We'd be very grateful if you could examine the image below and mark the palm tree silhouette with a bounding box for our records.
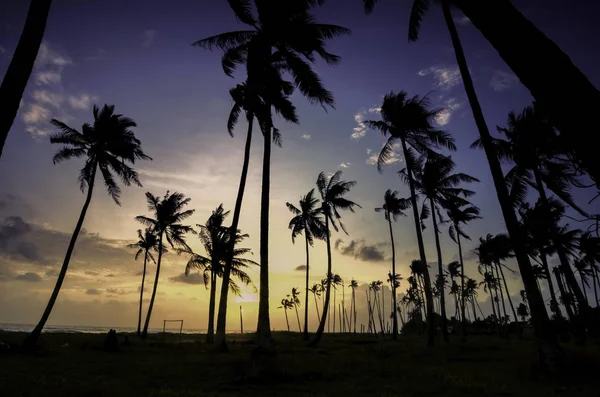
[579,232,600,306]
[25,104,150,346]
[135,191,194,339]
[0,0,53,160]
[128,228,160,336]
[194,0,350,353]
[308,284,322,323]
[386,271,403,337]
[349,279,359,333]
[291,287,302,332]
[572,258,591,306]
[286,188,327,339]
[375,189,410,339]
[331,274,343,333]
[310,171,360,346]
[279,297,294,332]
[487,234,519,326]
[365,91,455,345]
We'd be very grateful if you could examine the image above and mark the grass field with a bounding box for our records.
[1,331,599,396]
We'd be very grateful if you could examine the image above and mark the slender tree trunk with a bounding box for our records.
[255,124,273,352]
[540,253,563,319]
[497,261,519,327]
[313,293,321,323]
[333,288,336,333]
[284,308,290,332]
[475,298,485,319]
[389,216,398,339]
[578,271,589,306]
[400,137,434,345]
[556,250,587,315]
[342,284,346,333]
[137,251,148,336]
[206,271,217,344]
[0,0,53,160]
[309,216,332,346]
[24,164,96,346]
[471,297,477,321]
[494,262,508,322]
[442,0,561,366]
[215,114,254,352]
[554,270,575,320]
[453,0,600,186]
[375,291,384,335]
[430,198,449,341]
[589,260,599,306]
[142,232,164,339]
[294,305,301,333]
[457,231,467,338]
[353,289,357,333]
[303,234,310,340]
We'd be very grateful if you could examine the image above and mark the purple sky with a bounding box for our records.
[0,0,599,331]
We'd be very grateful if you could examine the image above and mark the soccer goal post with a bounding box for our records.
[162,319,184,344]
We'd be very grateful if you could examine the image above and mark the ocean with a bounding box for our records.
[0,323,217,334]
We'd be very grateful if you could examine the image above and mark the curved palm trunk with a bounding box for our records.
[539,254,562,318]
[388,217,399,339]
[206,271,217,344]
[255,125,274,352]
[313,293,321,323]
[24,164,96,346]
[494,262,508,323]
[215,114,254,351]
[590,261,600,306]
[353,289,357,333]
[400,138,434,345]
[441,0,561,365]
[0,0,53,160]
[578,272,589,305]
[303,234,310,339]
[453,0,600,186]
[309,216,332,346]
[456,230,467,338]
[142,232,164,339]
[554,270,575,320]
[333,288,336,332]
[284,308,290,332]
[294,305,301,332]
[137,251,149,336]
[430,198,449,341]
[556,250,588,320]
[497,261,519,327]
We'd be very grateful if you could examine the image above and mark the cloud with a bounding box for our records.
[334,239,386,262]
[300,134,311,140]
[34,71,62,86]
[490,70,519,92]
[106,288,130,295]
[169,273,205,285]
[142,29,157,48]
[435,97,462,126]
[351,106,381,140]
[68,94,97,110]
[85,288,102,295]
[366,142,402,166]
[340,162,350,169]
[453,15,471,25]
[14,272,42,282]
[295,265,307,271]
[22,104,51,125]
[33,42,72,86]
[31,90,64,108]
[417,65,461,90]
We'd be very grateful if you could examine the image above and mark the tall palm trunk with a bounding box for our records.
[294,304,301,332]
[400,138,434,345]
[453,0,600,186]
[497,261,519,326]
[215,114,254,351]
[333,288,336,332]
[284,308,290,332]
[0,0,53,160]
[353,289,357,333]
[255,124,274,351]
[430,198,449,341]
[137,250,148,336]
[590,261,600,306]
[206,270,217,344]
[388,216,399,339]
[313,293,321,323]
[374,290,384,334]
[554,270,575,320]
[25,164,96,346]
[494,262,508,322]
[309,216,333,346]
[539,254,562,318]
[456,228,467,338]
[579,272,589,306]
[441,0,561,365]
[303,234,311,339]
[142,232,164,339]
[556,250,588,322]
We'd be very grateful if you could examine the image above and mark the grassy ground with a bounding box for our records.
[1,331,599,397]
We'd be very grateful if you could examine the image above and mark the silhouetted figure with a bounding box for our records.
[122,335,131,347]
[104,329,118,351]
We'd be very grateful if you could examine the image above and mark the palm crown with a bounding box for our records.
[50,104,151,204]
[375,189,411,222]
[316,170,361,233]
[286,188,327,245]
[445,197,481,243]
[127,228,161,264]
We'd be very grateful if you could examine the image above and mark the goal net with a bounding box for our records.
[162,319,184,344]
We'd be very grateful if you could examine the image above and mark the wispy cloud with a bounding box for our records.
[365,142,403,166]
[490,70,518,92]
[418,64,461,90]
[33,42,72,86]
[142,29,157,48]
[340,162,350,168]
[334,239,387,262]
[68,94,97,110]
[453,15,471,25]
[351,106,381,140]
[31,90,64,108]
[301,134,311,140]
[435,97,462,126]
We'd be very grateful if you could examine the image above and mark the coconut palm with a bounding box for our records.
[291,287,302,332]
[194,0,350,352]
[375,189,410,339]
[310,170,360,346]
[287,188,327,339]
[309,284,322,323]
[135,191,195,339]
[0,0,53,160]
[579,232,600,306]
[446,261,461,319]
[350,279,359,333]
[331,274,343,333]
[365,91,456,345]
[24,104,150,346]
[279,297,294,332]
[128,228,160,336]
[572,259,592,306]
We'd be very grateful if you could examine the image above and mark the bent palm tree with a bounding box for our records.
[136,192,194,339]
[310,170,360,346]
[287,188,327,339]
[375,189,411,339]
[0,0,53,160]
[25,105,150,346]
[279,297,294,331]
[128,228,160,336]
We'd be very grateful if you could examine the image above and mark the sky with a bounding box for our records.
[0,0,599,333]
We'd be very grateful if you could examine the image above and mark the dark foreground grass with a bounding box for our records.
[1,331,599,397]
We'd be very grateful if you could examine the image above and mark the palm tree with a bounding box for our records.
[487,234,519,325]
[375,189,410,339]
[310,170,360,346]
[517,302,529,323]
[286,188,327,339]
[135,191,195,339]
[194,0,350,353]
[127,228,160,336]
[410,153,479,340]
[365,91,456,345]
[24,105,150,346]
[309,284,322,323]
[579,232,600,306]
[331,274,343,333]
[572,258,591,306]
[279,297,294,332]
[446,261,461,320]
[291,287,302,332]
[350,279,359,333]
[0,0,53,160]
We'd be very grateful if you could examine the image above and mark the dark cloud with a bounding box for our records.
[106,288,129,295]
[14,272,42,282]
[84,270,99,276]
[169,273,205,285]
[105,273,116,278]
[295,265,307,271]
[335,239,386,262]
[0,216,31,247]
[85,288,102,295]
[45,269,59,277]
